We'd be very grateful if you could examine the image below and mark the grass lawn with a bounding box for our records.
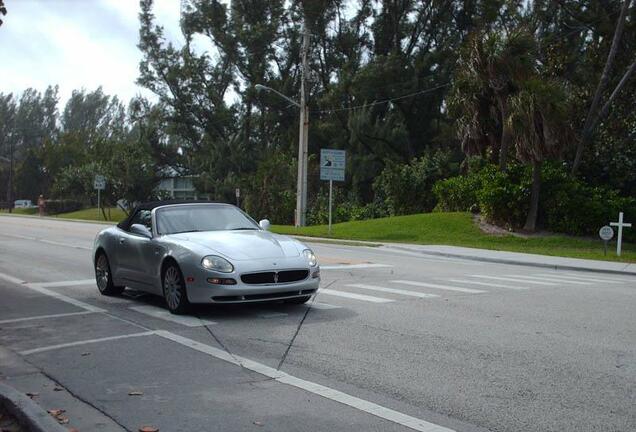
[54,207,127,222]
[272,212,636,263]
[0,207,38,215]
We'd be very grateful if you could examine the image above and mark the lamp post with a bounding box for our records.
[255,80,308,227]
[255,24,310,227]
[0,145,12,213]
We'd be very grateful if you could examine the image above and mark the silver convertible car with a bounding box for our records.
[93,201,320,314]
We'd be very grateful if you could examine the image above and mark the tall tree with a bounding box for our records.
[572,0,634,173]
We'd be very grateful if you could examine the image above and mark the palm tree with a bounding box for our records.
[450,30,536,171]
[508,78,573,231]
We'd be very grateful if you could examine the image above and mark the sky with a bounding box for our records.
[0,0,185,106]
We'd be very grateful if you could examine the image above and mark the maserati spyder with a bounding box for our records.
[93,201,320,314]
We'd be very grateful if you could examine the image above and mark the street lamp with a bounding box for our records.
[255,80,309,227]
[0,149,13,214]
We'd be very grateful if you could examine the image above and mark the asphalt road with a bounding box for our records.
[0,215,634,432]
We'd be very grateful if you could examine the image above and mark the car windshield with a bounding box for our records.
[156,204,259,235]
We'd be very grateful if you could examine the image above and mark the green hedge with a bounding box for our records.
[434,163,636,241]
[44,199,84,215]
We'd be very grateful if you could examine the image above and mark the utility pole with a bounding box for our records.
[7,140,13,213]
[295,21,310,227]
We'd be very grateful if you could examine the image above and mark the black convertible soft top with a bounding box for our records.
[117,200,225,230]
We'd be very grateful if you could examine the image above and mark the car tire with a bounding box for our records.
[162,262,190,315]
[284,295,311,305]
[95,253,125,296]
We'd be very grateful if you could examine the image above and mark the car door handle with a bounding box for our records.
[119,238,126,244]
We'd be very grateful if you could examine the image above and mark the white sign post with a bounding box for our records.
[609,212,631,257]
[94,175,106,220]
[598,225,614,256]
[320,149,346,235]
[235,188,240,207]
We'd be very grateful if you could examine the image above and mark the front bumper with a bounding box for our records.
[181,257,320,304]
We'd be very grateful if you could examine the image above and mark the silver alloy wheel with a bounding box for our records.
[95,254,109,292]
[164,266,182,310]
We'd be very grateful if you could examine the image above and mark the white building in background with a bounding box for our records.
[157,167,200,200]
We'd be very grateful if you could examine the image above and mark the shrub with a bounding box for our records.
[44,199,83,215]
[475,164,529,227]
[433,174,482,212]
[373,150,458,216]
[434,162,636,241]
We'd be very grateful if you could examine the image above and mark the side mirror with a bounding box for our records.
[259,219,271,231]
[130,223,152,238]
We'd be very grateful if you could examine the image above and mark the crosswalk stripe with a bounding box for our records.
[129,305,217,327]
[445,279,528,290]
[469,275,558,286]
[307,302,342,310]
[347,284,439,299]
[561,272,631,283]
[319,289,394,303]
[391,280,486,294]
[320,264,392,270]
[535,273,625,284]
[506,275,593,285]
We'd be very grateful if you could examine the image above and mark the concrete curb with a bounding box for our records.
[294,235,636,276]
[0,381,68,432]
[383,245,636,277]
[0,213,117,225]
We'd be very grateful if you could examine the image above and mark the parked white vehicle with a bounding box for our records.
[14,199,36,208]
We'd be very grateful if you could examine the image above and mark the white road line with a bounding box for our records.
[0,232,91,250]
[257,312,289,319]
[445,279,528,290]
[320,263,392,270]
[0,311,95,325]
[34,279,96,288]
[391,280,486,294]
[561,272,632,283]
[535,273,625,284]
[155,330,454,432]
[0,271,27,285]
[19,331,156,355]
[25,283,106,313]
[319,289,394,303]
[0,271,105,313]
[469,275,558,286]
[347,283,439,299]
[307,302,342,310]
[129,305,217,327]
[505,275,593,285]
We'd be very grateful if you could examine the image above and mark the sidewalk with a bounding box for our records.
[296,236,636,276]
[0,346,125,432]
[383,244,636,276]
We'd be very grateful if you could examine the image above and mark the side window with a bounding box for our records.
[129,210,152,232]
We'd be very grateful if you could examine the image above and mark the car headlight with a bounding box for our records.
[303,249,317,267]
[201,255,234,273]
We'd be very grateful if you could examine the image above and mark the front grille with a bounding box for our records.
[241,269,309,285]
[212,289,316,302]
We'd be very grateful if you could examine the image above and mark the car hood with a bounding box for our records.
[167,230,302,260]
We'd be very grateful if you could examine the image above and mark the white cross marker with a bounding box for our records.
[610,212,632,256]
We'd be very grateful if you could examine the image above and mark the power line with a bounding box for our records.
[313,83,450,114]
[311,4,626,115]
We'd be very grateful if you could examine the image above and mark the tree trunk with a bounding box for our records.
[572,0,632,174]
[523,160,542,232]
[497,96,511,172]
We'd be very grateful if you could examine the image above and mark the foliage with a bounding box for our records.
[307,187,389,226]
[43,199,83,215]
[373,150,458,216]
[436,163,636,242]
[433,175,481,213]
